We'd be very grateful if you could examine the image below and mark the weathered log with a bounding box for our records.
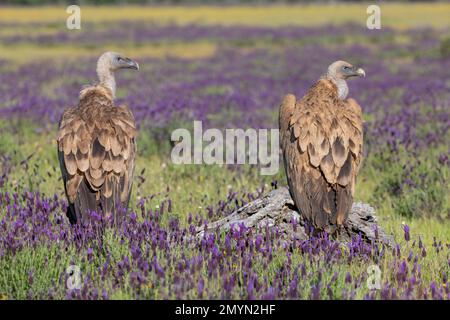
[197,187,394,246]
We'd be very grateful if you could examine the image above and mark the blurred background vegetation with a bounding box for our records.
[1,0,444,6]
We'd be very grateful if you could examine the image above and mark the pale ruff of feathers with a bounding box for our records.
[321,69,349,100]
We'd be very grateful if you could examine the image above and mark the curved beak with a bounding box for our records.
[356,68,365,77]
[121,57,139,70]
[127,58,139,70]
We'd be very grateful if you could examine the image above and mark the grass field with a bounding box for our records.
[0,4,449,299]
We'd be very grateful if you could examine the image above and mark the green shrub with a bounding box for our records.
[370,148,449,219]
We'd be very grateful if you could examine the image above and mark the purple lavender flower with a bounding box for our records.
[87,248,93,262]
[403,224,410,242]
[345,272,352,284]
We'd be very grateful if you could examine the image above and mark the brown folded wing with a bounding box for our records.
[57,86,136,222]
[279,80,363,232]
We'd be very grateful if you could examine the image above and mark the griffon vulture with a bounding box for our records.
[57,52,139,224]
[279,61,365,234]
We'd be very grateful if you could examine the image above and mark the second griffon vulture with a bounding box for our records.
[279,61,365,234]
[57,52,139,224]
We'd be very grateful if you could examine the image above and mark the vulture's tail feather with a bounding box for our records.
[335,185,353,226]
[100,180,124,225]
[66,204,77,225]
[69,178,98,225]
[66,179,129,225]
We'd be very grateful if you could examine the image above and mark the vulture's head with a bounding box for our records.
[96,52,139,98]
[327,61,365,81]
[97,51,139,75]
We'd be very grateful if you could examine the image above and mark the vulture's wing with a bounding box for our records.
[57,92,137,223]
[108,103,137,212]
[57,106,91,224]
[279,80,363,231]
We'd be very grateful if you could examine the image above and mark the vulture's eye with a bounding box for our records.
[343,66,351,71]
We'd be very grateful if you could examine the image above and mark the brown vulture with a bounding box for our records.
[57,52,139,224]
[279,61,365,234]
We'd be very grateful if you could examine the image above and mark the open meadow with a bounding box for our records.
[0,4,449,299]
